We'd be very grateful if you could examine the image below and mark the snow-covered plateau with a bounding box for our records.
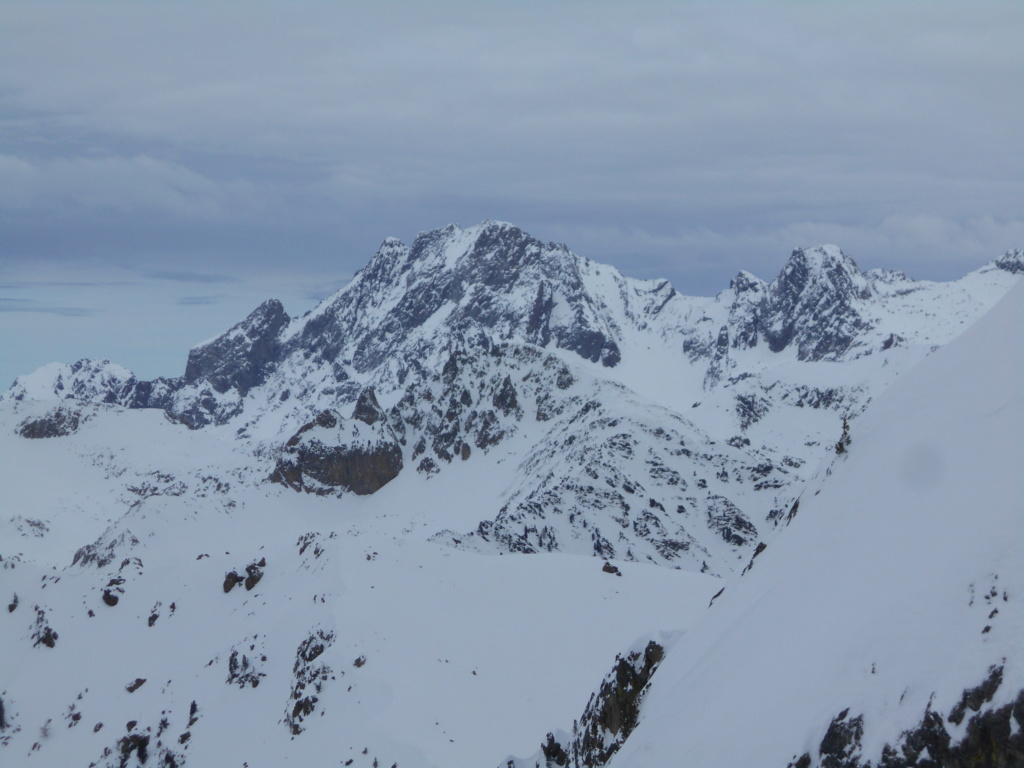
[1,222,1021,768]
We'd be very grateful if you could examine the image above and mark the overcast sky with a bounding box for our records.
[1,1,1022,386]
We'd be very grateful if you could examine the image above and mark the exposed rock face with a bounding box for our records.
[17,406,83,438]
[227,638,266,689]
[244,559,265,591]
[514,640,665,768]
[705,495,758,546]
[167,390,242,429]
[271,408,403,496]
[438,352,786,574]
[786,666,1024,768]
[72,531,141,569]
[351,386,386,426]
[760,246,872,361]
[223,571,243,593]
[683,246,878,370]
[995,248,1024,274]
[184,299,290,396]
[285,628,336,735]
[31,607,58,648]
[818,709,865,768]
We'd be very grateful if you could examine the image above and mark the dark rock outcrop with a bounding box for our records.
[522,640,665,768]
[819,709,865,768]
[760,246,872,361]
[223,571,243,593]
[285,629,336,735]
[17,407,83,438]
[184,298,290,396]
[271,409,403,496]
[708,246,874,366]
[787,666,1023,768]
[227,646,266,689]
[351,386,386,425]
[994,248,1024,274]
[72,532,140,569]
[244,559,265,591]
[706,495,758,547]
[31,607,58,648]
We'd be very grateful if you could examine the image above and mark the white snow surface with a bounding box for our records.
[0,399,720,768]
[603,280,1024,768]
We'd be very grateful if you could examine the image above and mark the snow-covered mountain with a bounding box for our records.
[1,221,1020,767]
[5,224,1019,577]
[508,279,1024,768]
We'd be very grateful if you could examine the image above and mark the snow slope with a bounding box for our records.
[591,279,1024,767]
[0,399,722,768]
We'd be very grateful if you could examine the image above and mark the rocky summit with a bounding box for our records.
[1,223,1020,768]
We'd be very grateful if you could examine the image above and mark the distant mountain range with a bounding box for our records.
[1,222,1020,768]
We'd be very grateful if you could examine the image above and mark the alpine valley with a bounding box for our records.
[1,221,1021,768]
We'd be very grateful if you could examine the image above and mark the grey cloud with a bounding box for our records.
[0,153,275,221]
[299,278,352,303]
[143,270,237,285]
[0,1,1019,300]
[0,280,139,289]
[0,297,96,316]
[177,295,227,306]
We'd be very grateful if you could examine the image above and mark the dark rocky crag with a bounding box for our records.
[508,640,665,768]
[786,666,1023,768]
[17,406,84,438]
[760,246,873,361]
[183,298,290,397]
[270,395,404,496]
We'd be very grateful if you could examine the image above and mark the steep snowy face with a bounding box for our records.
[588,281,1024,768]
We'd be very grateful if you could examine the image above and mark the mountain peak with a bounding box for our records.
[793,242,848,262]
[729,270,766,294]
[184,297,289,396]
[3,358,136,403]
[995,248,1024,274]
[780,244,864,287]
[759,245,873,360]
[476,218,519,231]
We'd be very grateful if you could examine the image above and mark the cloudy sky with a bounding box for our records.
[1,1,1021,385]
